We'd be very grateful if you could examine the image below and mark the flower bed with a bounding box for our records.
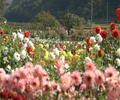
[0,23,120,100]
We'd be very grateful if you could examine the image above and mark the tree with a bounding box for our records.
[32,12,61,29]
[63,13,85,35]
[5,0,120,23]
[0,0,7,16]
[0,0,12,16]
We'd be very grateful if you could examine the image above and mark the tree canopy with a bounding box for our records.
[63,13,85,35]
[32,12,61,29]
[4,0,120,23]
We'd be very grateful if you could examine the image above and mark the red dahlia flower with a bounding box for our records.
[24,31,30,37]
[98,49,104,57]
[18,42,23,47]
[116,8,120,21]
[30,52,36,57]
[27,46,33,53]
[95,26,101,34]
[0,90,27,100]
[100,30,108,39]
[112,29,120,39]
[2,34,7,38]
[0,30,4,35]
[110,23,116,31]
[86,37,91,44]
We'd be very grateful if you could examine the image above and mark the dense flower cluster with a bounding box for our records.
[0,90,27,100]
[0,22,120,99]
[0,30,35,71]
[0,62,120,99]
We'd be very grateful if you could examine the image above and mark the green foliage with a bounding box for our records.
[63,13,85,35]
[0,0,8,16]
[32,12,61,29]
[0,17,7,24]
[4,0,120,23]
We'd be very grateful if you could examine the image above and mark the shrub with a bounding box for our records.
[63,13,85,35]
[32,12,61,29]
